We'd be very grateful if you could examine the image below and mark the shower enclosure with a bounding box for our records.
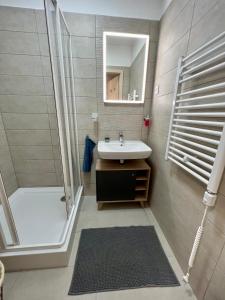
[0,0,82,270]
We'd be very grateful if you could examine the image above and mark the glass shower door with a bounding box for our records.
[45,0,81,218]
[59,11,81,197]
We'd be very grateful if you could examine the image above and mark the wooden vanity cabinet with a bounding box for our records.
[96,159,151,209]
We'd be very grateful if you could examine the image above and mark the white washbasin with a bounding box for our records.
[98,140,152,160]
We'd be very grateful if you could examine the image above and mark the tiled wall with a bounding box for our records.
[149,0,225,299]
[0,6,62,190]
[0,114,17,196]
[64,12,159,194]
[0,6,159,195]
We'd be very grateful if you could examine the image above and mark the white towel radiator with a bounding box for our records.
[165,31,225,282]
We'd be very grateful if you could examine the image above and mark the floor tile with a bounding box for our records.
[3,272,18,297]
[4,196,196,300]
[5,268,71,300]
[97,286,196,300]
[144,207,175,258]
[80,196,97,212]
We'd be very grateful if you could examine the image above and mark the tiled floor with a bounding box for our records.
[3,196,196,300]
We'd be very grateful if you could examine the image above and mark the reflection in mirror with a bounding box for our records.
[103,32,149,103]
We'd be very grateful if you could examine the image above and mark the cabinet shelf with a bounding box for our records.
[136,176,148,181]
[135,184,147,191]
[135,196,146,201]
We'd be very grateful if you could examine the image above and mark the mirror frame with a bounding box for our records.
[103,31,149,104]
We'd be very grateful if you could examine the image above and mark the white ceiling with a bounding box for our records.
[0,0,173,20]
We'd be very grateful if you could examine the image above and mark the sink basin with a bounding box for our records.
[98,140,152,160]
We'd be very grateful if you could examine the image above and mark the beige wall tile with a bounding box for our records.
[13,159,55,174]
[0,8,59,189]
[0,130,8,146]
[157,33,189,76]
[76,97,97,114]
[46,96,56,113]
[159,0,194,55]
[76,114,94,130]
[207,193,225,235]
[0,95,48,113]
[149,0,225,299]
[43,77,54,96]
[73,58,96,78]
[71,36,96,58]
[2,113,49,130]
[52,145,61,159]
[188,0,225,53]
[0,54,43,76]
[0,6,37,32]
[38,34,50,56]
[6,130,52,146]
[98,114,143,131]
[192,0,217,26]
[204,242,225,300]
[75,78,96,97]
[0,75,45,95]
[160,0,190,32]
[50,130,60,146]
[35,10,47,34]
[10,146,54,160]
[97,101,144,115]
[0,8,158,196]
[96,15,150,37]
[0,31,40,55]
[64,12,95,37]
[0,115,4,130]
[149,20,160,42]
[156,68,177,96]
[41,56,52,77]
[189,221,225,300]
[3,174,18,197]
[48,114,58,130]
[0,146,16,179]
[17,172,58,187]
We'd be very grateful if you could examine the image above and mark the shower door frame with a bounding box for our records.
[0,0,83,252]
[0,174,19,248]
[45,0,82,218]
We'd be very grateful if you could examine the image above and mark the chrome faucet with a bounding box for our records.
[119,131,124,146]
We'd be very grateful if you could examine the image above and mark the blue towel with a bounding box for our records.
[82,136,96,172]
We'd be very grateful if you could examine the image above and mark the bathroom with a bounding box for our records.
[0,0,225,299]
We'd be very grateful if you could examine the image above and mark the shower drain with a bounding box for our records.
[60,196,66,202]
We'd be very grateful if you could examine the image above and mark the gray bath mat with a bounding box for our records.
[69,226,179,295]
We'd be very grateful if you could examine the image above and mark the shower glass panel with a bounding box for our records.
[0,0,82,252]
[0,174,19,247]
[45,0,73,217]
[59,11,81,198]
[45,0,81,214]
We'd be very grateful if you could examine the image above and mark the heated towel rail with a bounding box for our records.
[165,31,225,282]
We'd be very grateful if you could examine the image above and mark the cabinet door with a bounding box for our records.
[96,170,136,201]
